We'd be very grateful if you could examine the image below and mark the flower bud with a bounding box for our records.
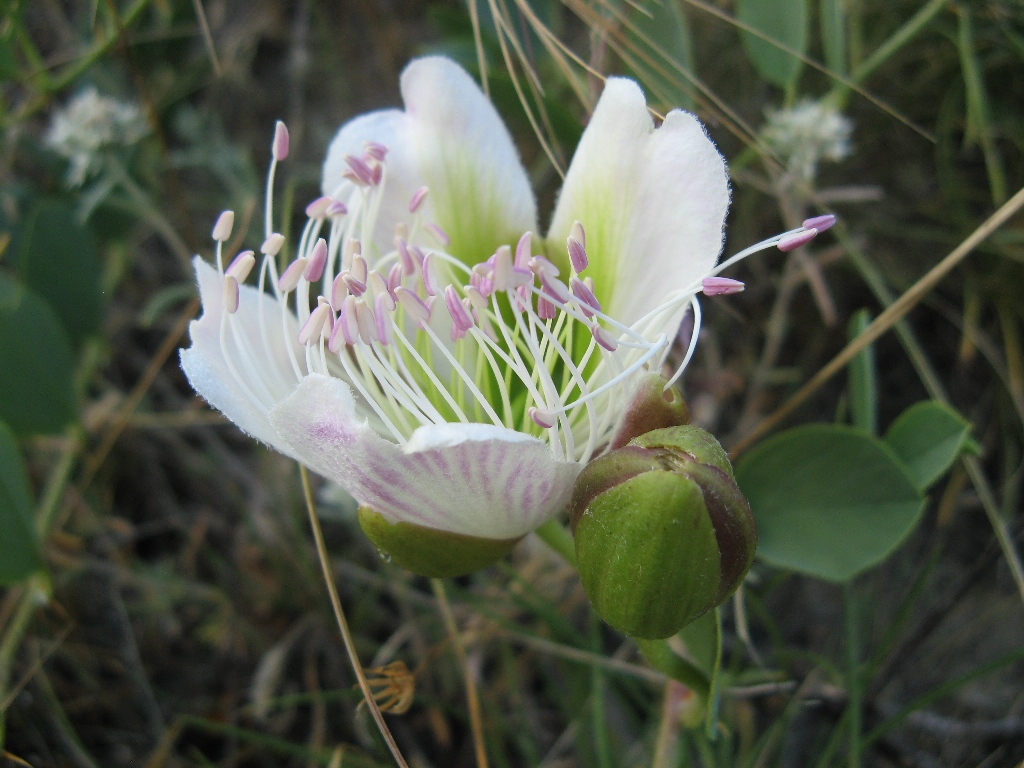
[571,426,757,639]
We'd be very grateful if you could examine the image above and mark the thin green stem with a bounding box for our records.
[844,582,861,768]
[431,579,489,768]
[299,466,410,768]
[534,519,577,566]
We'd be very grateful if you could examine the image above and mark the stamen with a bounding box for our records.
[395,236,415,275]
[515,231,532,267]
[425,223,450,247]
[305,196,333,218]
[278,258,308,292]
[444,285,474,333]
[537,294,556,320]
[336,296,360,347]
[355,301,377,345]
[409,186,429,213]
[395,287,431,326]
[421,252,440,296]
[570,276,601,316]
[802,213,837,232]
[565,236,589,274]
[570,220,586,249]
[342,272,367,297]
[350,255,368,284]
[591,324,618,351]
[226,250,255,282]
[262,233,286,257]
[298,303,330,345]
[331,273,348,308]
[223,275,240,314]
[272,121,289,161]
[374,294,393,345]
[364,141,388,161]
[778,228,818,252]
[344,154,375,186]
[529,407,556,429]
[343,238,361,271]
[212,210,234,242]
[702,276,745,296]
[540,274,570,304]
[326,200,348,216]
[387,264,403,296]
[528,255,559,278]
[492,246,512,291]
[305,238,328,282]
[369,270,395,310]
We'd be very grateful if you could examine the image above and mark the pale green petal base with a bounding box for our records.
[358,507,522,578]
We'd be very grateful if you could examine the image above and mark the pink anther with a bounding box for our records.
[223,275,239,314]
[529,407,556,429]
[305,196,333,218]
[701,276,745,296]
[778,228,818,252]
[408,186,429,214]
[305,238,328,282]
[272,121,289,161]
[226,250,255,282]
[212,210,234,242]
[802,214,836,233]
[278,258,309,293]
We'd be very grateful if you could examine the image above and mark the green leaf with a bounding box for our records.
[884,401,973,491]
[17,200,104,344]
[736,425,925,582]
[736,0,808,88]
[0,273,78,435]
[0,420,44,584]
[819,0,847,77]
[629,0,696,111]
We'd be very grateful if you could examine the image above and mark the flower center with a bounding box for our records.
[209,124,831,465]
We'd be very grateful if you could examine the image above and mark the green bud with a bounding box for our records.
[571,426,757,639]
[358,507,521,578]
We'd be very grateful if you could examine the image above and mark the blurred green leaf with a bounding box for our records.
[884,401,973,492]
[819,0,846,77]
[0,273,78,435]
[0,420,43,584]
[736,0,808,89]
[629,0,696,111]
[18,199,104,344]
[736,425,924,582]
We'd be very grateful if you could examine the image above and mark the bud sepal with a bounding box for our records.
[572,426,757,639]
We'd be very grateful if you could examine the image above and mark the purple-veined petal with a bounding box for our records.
[269,374,580,539]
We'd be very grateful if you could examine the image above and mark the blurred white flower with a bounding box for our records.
[45,86,148,186]
[761,99,853,183]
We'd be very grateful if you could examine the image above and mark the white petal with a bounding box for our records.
[180,257,304,459]
[546,79,730,326]
[322,57,537,266]
[269,374,580,539]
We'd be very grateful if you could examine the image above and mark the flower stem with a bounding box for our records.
[431,579,489,768]
[299,466,410,768]
[534,519,577,566]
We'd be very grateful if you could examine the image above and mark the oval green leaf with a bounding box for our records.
[884,401,973,491]
[735,424,924,582]
[0,420,44,584]
[737,0,808,88]
[0,273,78,435]
[18,200,104,344]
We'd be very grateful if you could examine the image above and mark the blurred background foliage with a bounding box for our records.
[0,0,1023,766]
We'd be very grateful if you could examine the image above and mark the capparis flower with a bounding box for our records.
[180,57,828,575]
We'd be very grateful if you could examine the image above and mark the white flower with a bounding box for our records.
[45,86,148,186]
[761,98,853,183]
[181,57,825,575]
